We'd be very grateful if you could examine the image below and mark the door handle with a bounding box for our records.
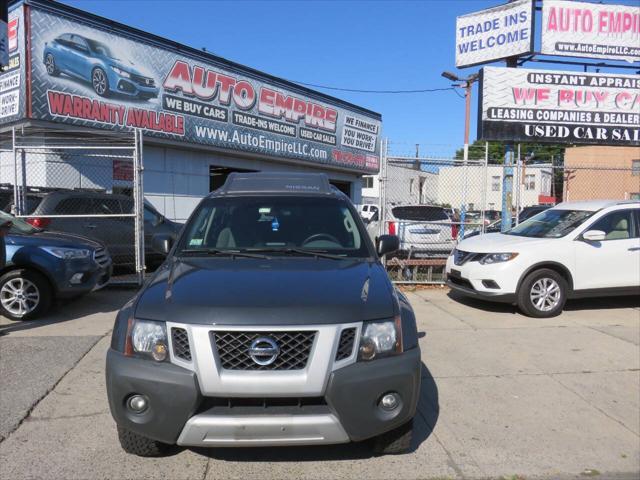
[629,247,640,251]
[84,224,97,229]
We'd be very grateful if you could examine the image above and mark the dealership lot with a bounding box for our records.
[0,288,638,480]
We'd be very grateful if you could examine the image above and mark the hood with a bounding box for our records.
[7,230,104,249]
[135,257,395,326]
[456,232,554,252]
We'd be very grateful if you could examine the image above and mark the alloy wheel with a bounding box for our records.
[92,69,107,95]
[529,277,561,312]
[0,277,41,318]
[45,54,55,75]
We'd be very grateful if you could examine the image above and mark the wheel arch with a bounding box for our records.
[516,261,574,293]
[0,263,58,297]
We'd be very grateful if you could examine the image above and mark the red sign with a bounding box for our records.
[113,160,133,181]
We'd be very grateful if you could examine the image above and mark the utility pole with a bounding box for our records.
[441,70,479,239]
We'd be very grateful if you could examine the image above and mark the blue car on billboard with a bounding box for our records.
[43,33,159,100]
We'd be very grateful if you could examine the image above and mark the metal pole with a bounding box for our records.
[12,127,18,215]
[480,142,488,233]
[501,146,514,231]
[515,144,521,225]
[377,138,386,239]
[132,130,145,285]
[459,80,472,238]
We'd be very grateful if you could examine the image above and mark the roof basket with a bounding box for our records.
[220,172,333,195]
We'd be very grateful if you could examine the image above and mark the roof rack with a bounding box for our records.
[217,172,334,196]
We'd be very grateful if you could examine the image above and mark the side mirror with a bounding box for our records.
[152,234,173,255]
[582,230,606,242]
[377,234,399,257]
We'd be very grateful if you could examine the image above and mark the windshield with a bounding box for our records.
[0,210,38,234]
[506,209,594,238]
[86,39,114,58]
[178,197,370,257]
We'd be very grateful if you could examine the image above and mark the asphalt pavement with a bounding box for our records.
[0,287,638,480]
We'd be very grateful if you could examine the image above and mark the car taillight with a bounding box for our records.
[26,217,51,229]
[452,224,458,239]
[388,221,396,235]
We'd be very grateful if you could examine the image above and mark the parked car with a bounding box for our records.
[9,191,180,267]
[43,33,158,100]
[518,205,551,223]
[375,205,456,258]
[0,210,112,320]
[359,203,379,223]
[446,200,640,317]
[106,172,421,457]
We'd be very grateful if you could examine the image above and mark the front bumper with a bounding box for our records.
[445,253,523,302]
[106,347,421,446]
[54,258,113,298]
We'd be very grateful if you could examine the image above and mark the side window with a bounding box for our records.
[70,35,88,52]
[144,206,160,223]
[55,198,92,215]
[589,210,633,241]
[93,199,121,215]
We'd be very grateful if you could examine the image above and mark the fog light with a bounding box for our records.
[380,392,400,411]
[70,273,84,285]
[151,342,167,362]
[127,395,148,413]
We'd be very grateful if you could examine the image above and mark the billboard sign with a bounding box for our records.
[456,0,534,68]
[26,7,381,173]
[0,7,24,123]
[541,0,640,63]
[478,66,640,146]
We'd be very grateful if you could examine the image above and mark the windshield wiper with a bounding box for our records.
[245,247,347,260]
[179,248,270,259]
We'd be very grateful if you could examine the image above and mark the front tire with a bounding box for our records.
[117,426,170,457]
[0,269,52,321]
[91,67,109,97]
[371,419,414,455]
[44,53,59,76]
[517,268,567,318]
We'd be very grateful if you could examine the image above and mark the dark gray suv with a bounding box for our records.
[106,172,421,456]
[10,191,180,267]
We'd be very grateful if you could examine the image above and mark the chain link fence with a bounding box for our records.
[362,142,638,284]
[0,126,144,284]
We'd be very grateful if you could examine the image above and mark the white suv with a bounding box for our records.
[446,200,640,317]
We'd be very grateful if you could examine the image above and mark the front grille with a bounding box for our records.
[93,248,110,268]
[172,328,191,361]
[335,328,356,361]
[131,73,155,87]
[212,331,316,371]
[453,249,478,266]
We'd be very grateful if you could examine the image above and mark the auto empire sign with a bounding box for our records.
[25,7,381,173]
[478,67,640,146]
[541,0,640,63]
[455,0,534,68]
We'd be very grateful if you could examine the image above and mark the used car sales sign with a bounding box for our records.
[479,67,640,146]
[541,0,640,63]
[20,6,381,174]
[456,0,534,68]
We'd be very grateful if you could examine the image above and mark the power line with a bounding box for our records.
[286,80,460,95]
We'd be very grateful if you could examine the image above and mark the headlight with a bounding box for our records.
[479,252,518,265]
[358,316,403,361]
[111,66,131,78]
[125,319,168,362]
[41,247,91,260]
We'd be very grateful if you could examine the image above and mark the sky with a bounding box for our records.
[62,0,639,158]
